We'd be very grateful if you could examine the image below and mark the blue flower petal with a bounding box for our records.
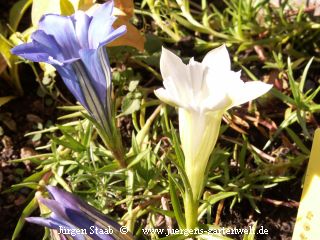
[71,57,112,136]
[31,30,64,61]
[88,2,126,48]
[26,216,86,240]
[98,25,127,48]
[11,42,51,62]
[65,208,116,240]
[78,49,106,108]
[11,30,68,64]
[38,14,80,59]
[40,196,109,240]
[39,197,70,220]
[47,186,122,231]
[47,186,84,210]
[73,11,92,49]
[97,47,112,118]
[53,63,87,109]
[26,216,69,229]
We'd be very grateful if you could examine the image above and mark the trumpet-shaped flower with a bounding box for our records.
[12,1,125,110]
[155,45,272,203]
[26,186,134,240]
[11,1,127,165]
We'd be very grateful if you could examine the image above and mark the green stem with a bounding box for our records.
[184,192,198,229]
[97,123,127,168]
[130,58,162,81]
[146,0,181,42]
[111,146,126,169]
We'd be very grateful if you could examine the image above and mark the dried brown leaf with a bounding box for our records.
[108,18,145,51]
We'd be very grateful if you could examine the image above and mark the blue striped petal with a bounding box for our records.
[47,186,122,230]
[11,42,51,63]
[31,30,64,62]
[73,11,92,49]
[78,49,106,109]
[88,1,127,48]
[53,64,87,109]
[38,14,80,60]
[26,217,86,240]
[11,30,63,63]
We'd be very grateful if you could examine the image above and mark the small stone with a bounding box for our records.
[26,114,43,124]
[20,147,38,159]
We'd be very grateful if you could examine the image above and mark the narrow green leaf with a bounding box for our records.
[52,166,71,192]
[2,182,38,193]
[23,169,48,182]
[12,195,38,240]
[127,149,149,168]
[53,125,87,151]
[51,135,86,152]
[170,123,184,168]
[168,167,186,229]
[206,192,238,206]
[285,127,310,155]
[9,0,32,31]
[299,57,313,93]
[57,111,83,120]
[82,121,93,147]
[263,110,297,150]
[149,206,175,218]
[246,194,261,213]
[305,85,320,102]
[270,88,296,106]
[287,58,301,104]
[242,221,257,240]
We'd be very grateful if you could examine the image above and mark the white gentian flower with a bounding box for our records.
[155,45,272,202]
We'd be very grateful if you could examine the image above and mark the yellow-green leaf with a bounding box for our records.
[60,0,75,16]
[9,0,32,31]
[0,96,16,107]
[0,34,13,67]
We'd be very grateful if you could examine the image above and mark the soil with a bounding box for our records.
[220,178,301,240]
[0,76,54,240]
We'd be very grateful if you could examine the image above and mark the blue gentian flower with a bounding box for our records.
[26,186,134,240]
[11,1,127,166]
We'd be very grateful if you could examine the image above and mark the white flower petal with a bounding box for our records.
[187,58,206,95]
[201,93,232,112]
[179,108,223,200]
[154,88,187,108]
[202,44,230,72]
[160,47,188,95]
[229,81,272,108]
